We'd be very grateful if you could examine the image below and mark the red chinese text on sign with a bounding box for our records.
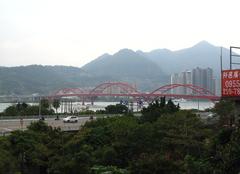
[222,69,240,97]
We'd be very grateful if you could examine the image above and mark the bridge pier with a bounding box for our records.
[136,99,143,111]
[61,100,63,113]
[129,101,133,113]
[70,101,73,113]
[61,100,73,114]
[65,100,68,113]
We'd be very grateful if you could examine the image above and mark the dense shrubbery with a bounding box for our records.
[0,101,129,117]
[105,104,128,114]
[2,101,54,116]
[141,97,179,122]
[0,99,239,174]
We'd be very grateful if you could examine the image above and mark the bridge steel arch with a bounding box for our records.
[89,82,139,97]
[150,84,215,96]
[48,83,220,101]
[149,84,219,101]
[53,88,86,97]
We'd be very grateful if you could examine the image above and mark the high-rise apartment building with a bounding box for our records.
[192,67,215,94]
[171,71,191,94]
[171,67,216,95]
[171,73,180,94]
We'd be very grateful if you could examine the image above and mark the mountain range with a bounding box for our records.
[0,65,114,95]
[0,41,232,95]
[82,48,168,90]
[140,41,229,75]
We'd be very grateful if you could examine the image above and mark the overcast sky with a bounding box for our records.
[1,0,240,67]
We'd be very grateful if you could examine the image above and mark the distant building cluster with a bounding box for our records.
[171,67,216,95]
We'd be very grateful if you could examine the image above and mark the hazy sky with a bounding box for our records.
[1,0,240,67]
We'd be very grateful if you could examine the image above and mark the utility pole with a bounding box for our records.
[220,47,223,72]
[39,96,41,118]
[230,46,232,70]
[231,46,240,126]
[220,47,223,97]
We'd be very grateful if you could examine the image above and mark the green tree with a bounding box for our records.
[213,100,235,127]
[39,99,55,116]
[105,104,128,114]
[0,149,18,174]
[25,105,40,116]
[184,155,213,174]
[92,165,129,174]
[7,121,63,174]
[160,96,166,108]
[4,102,30,116]
[130,153,179,174]
[210,128,240,174]
[153,111,211,165]
[141,100,162,122]
[4,105,18,116]
[166,99,180,113]
[141,98,179,123]
[52,99,60,114]
[2,100,238,174]
[41,99,50,109]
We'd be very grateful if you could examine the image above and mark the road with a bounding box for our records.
[0,117,91,135]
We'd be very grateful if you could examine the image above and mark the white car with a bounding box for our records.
[63,116,78,123]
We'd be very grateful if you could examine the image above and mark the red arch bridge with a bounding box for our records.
[48,82,220,103]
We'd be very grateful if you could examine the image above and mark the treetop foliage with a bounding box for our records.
[0,98,239,173]
[141,97,180,122]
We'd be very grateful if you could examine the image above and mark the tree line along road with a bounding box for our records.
[0,117,92,135]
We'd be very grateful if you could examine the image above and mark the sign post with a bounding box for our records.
[221,46,240,126]
[222,69,240,98]
[222,69,240,126]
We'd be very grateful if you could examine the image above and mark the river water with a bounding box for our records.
[0,101,215,113]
